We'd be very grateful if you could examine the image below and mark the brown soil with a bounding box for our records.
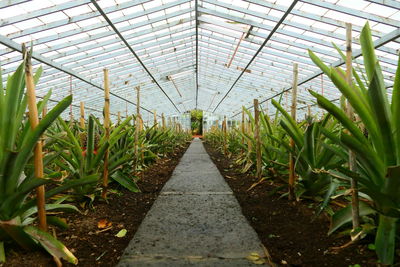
[2,143,190,267]
[203,142,379,267]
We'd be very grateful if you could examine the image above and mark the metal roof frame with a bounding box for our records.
[0,0,399,120]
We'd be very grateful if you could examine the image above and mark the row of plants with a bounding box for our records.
[204,22,400,266]
[0,53,191,264]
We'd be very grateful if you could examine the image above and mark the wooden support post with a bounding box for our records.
[42,105,47,118]
[69,76,73,124]
[117,111,121,124]
[345,23,360,238]
[254,99,262,180]
[24,46,47,231]
[42,105,47,151]
[139,115,143,132]
[246,118,252,152]
[241,106,245,145]
[153,110,157,128]
[223,116,227,155]
[162,113,166,129]
[102,69,110,199]
[80,102,85,129]
[288,63,298,201]
[134,86,140,158]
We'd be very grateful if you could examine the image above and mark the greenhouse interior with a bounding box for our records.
[0,0,400,266]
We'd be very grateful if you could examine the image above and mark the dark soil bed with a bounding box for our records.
[2,143,190,267]
[203,141,378,267]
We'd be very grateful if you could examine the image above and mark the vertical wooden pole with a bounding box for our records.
[102,69,110,199]
[321,74,324,97]
[254,99,262,180]
[118,111,121,124]
[139,115,143,132]
[223,116,227,155]
[345,23,360,237]
[42,105,47,151]
[285,91,288,110]
[241,106,245,145]
[80,102,85,129]
[246,118,252,152]
[153,110,157,128]
[42,105,47,118]
[288,63,298,201]
[69,76,73,124]
[24,46,47,231]
[162,113,166,129]
[134,86,140,158]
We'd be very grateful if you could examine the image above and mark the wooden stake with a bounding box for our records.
[223,116,227,155]
[254,99,262,180]
[288,63,298,201]
[247,118,252,152]
[24,46,47,231]
[139,115,143,132]
[42,105,47,118]
[162,113,166,129]
[42,105,47,149]
[153,110,157,128]
[117,111,121,124]
[102,69,110,199]
[346,23,360,238]
[134,86,140,158]
[69,76,73,124]
[80,102,85,129]
[241,106,245,145]
[321,74,324,97]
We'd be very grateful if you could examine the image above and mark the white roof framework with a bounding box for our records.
[0,0,399,120]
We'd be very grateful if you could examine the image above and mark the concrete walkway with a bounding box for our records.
[117,138,264,266]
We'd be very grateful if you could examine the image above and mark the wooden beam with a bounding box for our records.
[102,68,110,199]
[288,63,298,201]
[24,46,47,231]
[254,99,262,180]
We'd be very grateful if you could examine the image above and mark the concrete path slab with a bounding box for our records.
[118,138,265,266]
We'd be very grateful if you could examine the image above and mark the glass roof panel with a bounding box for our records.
[0,0,399,118]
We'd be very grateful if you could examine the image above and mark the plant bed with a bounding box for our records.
[2,143,190,267]
[203,141,379,267]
